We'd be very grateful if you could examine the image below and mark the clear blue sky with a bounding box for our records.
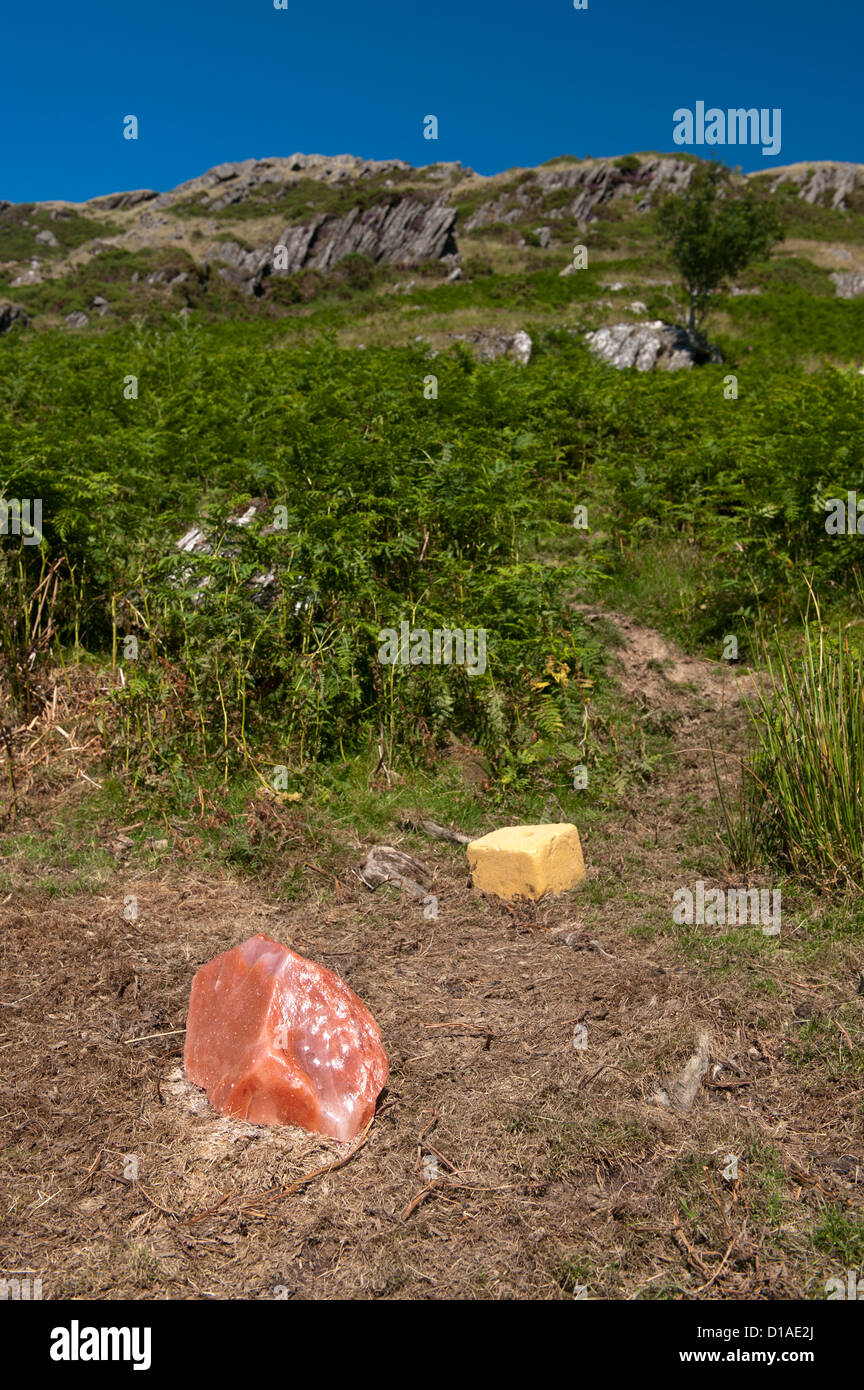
[2,0,861,203]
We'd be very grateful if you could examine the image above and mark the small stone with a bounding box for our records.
[467,823,585,901]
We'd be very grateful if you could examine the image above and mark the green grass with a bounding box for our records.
[811,1206,864,1266]
[0,203,117,262]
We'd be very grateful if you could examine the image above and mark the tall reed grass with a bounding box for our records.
[718,618,864,891]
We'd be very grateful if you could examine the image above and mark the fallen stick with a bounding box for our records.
[399,814,471,846]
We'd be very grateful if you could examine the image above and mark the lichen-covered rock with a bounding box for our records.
[184,934,388,1141]
[764,161,864,211]
[465,156,695,231]
[585,320,722,372]
[832,271,864,299]
[208,196,458,294]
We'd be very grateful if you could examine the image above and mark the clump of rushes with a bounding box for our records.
[719,613,864,892]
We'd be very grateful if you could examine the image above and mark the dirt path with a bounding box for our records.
[2,612,862,1301]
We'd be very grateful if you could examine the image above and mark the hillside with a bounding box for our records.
[2,149,864,1306]
[3,152,864,354]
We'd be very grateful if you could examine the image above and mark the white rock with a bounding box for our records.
[509,330,532,366]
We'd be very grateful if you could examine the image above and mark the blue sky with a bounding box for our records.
[2,0,861,203]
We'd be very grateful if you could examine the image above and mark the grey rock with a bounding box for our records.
[35,228,59,248]
[89,188,158,211]
[668,1033,711,1111]
[283,197,457,272]
[510,330,532,365]
[208,196,457,295]
[456,328,532,364]
[465,156,694,232]
[533,226,551,248]
[0,302,30,334]
[358,845,433,901]
[144,268,191,288]
[765,162,863,211]
[585,320,722,372]
[65,311,89,328]
[209,238,275,294]
[174,499,311,612]
[832,271,864,299]
[151,153,411,215]
[423,162,463,182]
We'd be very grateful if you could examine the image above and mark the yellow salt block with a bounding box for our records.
[467,823,585,902]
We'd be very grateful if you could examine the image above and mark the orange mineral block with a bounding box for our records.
[184,934,388,1141]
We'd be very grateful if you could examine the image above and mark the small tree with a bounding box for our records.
[656,162,783,333]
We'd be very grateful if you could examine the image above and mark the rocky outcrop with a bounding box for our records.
[585,321,722,372]
[454,328,532,364]
[209,196,458,294]
[466,156,695,231]
[0,301,30,334]
[762,162,864,211]
[149,153,417,213]
[89,188,158,211]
